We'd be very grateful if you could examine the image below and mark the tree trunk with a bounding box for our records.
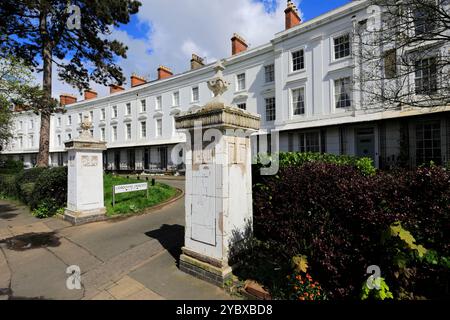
[36,8,52,168]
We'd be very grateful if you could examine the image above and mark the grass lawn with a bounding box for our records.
[104,174,178,216]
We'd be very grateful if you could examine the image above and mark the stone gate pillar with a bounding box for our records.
[175,61,260,286]
[64,115,107,225]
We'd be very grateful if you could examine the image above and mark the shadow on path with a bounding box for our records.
[0,203,18,220]
[145,224,184,266]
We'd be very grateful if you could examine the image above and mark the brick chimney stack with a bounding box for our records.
[110,84,125,94]
[285,0,301,30]
[84,89,98,100]
[158,66,173,80]
[60,94,77,106]
[191,54,205,70]
[130,74,147,87]
[231,33,248,55]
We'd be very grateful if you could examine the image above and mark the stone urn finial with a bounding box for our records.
[79,114,93,140]
[207,60,230,103]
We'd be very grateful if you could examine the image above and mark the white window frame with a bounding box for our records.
[140,99,147,113]
[67,115,72,126]
[155,96,162,110]
[112,126,117,142]
[112,106,118,118]
[140,121,147,138]
[192,86,199,102]
[291,49,305,73]
[264,64,275,83]
[125,123,132,140]
[265,97,276,122]
[100,108,106,121]
[236,73,246,91]
[414,56,438,95]
[332,32,351,61]
[172,91,180,107]
[290,86,306,117]
[100,128,105,141]
[57,117,61,127]
[126,103,132,116]
[78,113,82,124]
[333,76,353,111]
[156,118,162,137]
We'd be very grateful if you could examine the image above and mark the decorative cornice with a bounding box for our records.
[175,102,260,131]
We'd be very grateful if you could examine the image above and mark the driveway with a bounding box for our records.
[0,178,232,300]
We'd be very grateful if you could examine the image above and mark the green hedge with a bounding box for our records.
[0,167,67,217]
[254,152,376,178]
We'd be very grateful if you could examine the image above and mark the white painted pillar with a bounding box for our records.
[64,116,107,225]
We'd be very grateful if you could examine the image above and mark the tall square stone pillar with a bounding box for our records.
[63,116,107,225]
[175,66,260,286]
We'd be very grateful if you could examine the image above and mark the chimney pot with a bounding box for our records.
[130,74,147,87]
[84,89,97,100]
[158,66,173,80]
[110,84,125,94]
[191,54,205,70]
[60,93,78,106]
[285,0,301,30]
[231,33,248,55]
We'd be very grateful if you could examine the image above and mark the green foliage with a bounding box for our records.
[255,152,376,176]
[28,167,68,216]
[0,55,47,145]
[361,277,394,300]
[0,159,24,174]
[229,237,292,299]
[0,1,142,92]
[103,174,178,216]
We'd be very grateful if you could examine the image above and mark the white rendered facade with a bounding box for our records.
[2,0,450,170]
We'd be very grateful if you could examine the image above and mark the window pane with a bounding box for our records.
[415,121,441,165]
[265,97,276,121]
[335,77,352,108]
[334,34,350,59]
[292,88,305,115]
[292,50,304,71]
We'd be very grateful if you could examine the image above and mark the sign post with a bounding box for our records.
[112,182,148,207]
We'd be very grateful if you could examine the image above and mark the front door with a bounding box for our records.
[356,128,375,162]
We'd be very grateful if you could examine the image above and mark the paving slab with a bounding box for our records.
[129,250,233,300]
[3,246,83,300]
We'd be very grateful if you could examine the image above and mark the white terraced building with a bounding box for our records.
[1,0,449,171]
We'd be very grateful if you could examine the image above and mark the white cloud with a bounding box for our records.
[50,0,302,100]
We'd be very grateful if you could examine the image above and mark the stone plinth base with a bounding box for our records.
[63,208,107,225]
[179,248,233,288]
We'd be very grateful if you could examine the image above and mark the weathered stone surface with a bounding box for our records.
[63,116,107,225]
[176,60,260,288]
[244,280,271,300]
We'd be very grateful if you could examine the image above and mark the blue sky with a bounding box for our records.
[55,0,353,98]
[120,0,352,41]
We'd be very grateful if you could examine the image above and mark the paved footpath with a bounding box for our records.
[0,178,232,300]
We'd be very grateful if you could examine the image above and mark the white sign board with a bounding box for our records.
[114,183,148,194]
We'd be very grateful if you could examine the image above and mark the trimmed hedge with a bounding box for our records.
[254,152,376,179]
[251,160,450,299]
[0,167,67,217]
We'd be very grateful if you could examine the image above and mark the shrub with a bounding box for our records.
[28,167,67,216]
[253,152,376,181]
[0,174,18,198]
[252,162,450,299]
[0,159,24,174]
